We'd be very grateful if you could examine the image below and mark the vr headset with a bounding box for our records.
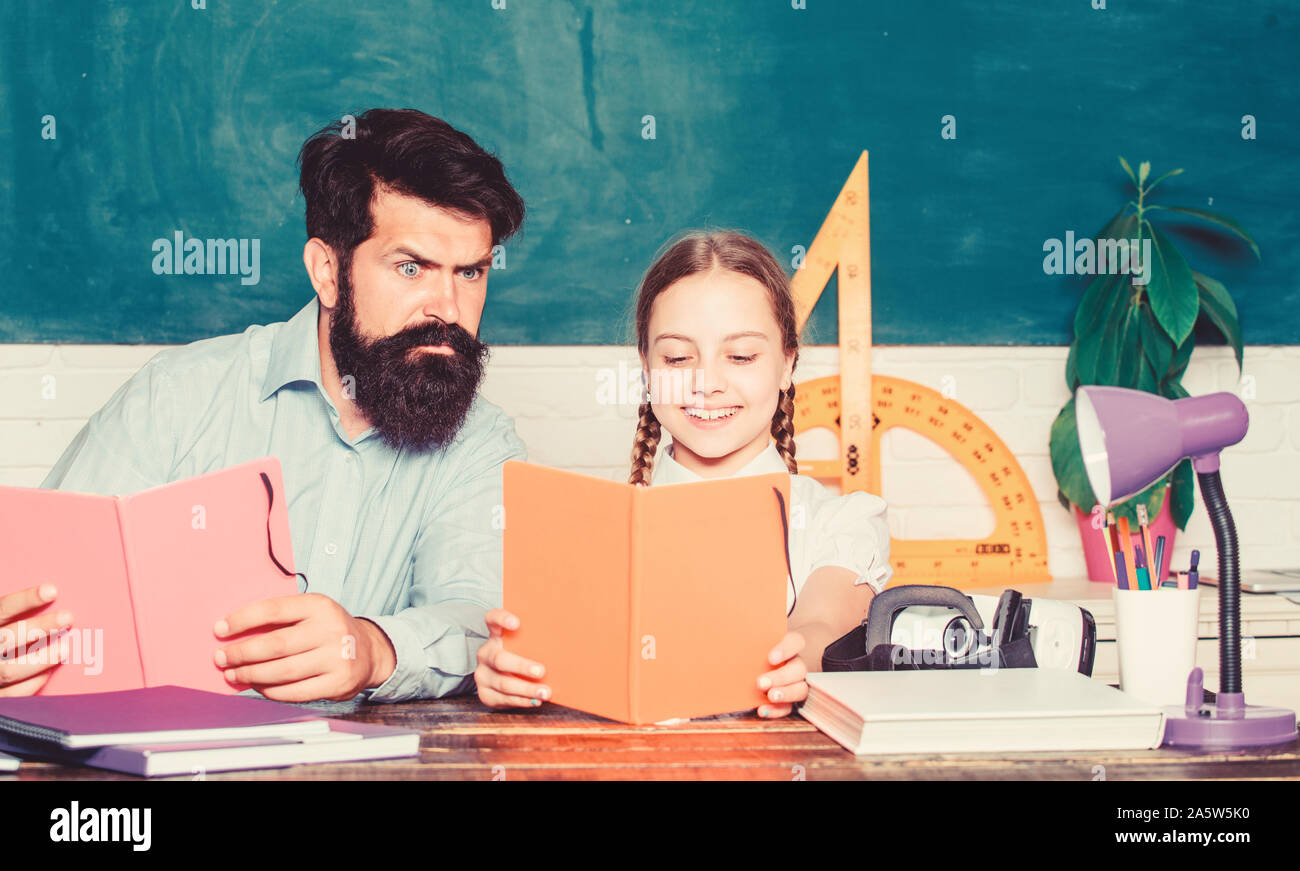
[822,584,1096,675]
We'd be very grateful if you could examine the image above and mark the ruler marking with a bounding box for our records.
[790,154,1049,587]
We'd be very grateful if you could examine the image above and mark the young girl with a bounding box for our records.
[476,231,892,717]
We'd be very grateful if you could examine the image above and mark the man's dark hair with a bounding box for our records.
[297,108,525,263]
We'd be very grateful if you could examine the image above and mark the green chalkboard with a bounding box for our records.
[1,0,1295,345]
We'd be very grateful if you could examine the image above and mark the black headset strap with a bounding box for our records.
[821,624,875,671]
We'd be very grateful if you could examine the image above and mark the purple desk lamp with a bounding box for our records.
[1074,385,1297,748]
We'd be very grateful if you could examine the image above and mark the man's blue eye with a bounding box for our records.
[398,262,421,278]
[461,267,482,280]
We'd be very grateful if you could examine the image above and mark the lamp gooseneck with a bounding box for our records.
[1196,469,1240,697]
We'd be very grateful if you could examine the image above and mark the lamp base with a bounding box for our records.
[1161,672,1297,749]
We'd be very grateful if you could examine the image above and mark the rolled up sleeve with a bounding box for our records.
[807,491,894,593]
[361,408,526,703]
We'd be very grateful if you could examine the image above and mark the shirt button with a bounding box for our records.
[324,542,338,556]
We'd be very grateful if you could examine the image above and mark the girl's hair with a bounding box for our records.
[629,230,800,485]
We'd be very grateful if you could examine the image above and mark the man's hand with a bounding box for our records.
[0,584,73,697]
[213,593,396,703]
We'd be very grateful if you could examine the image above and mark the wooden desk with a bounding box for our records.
[7,578,1299,781]
[8,695,1300,781]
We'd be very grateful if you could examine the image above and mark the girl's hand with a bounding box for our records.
[474,608,551,709]
[756,631,807,718]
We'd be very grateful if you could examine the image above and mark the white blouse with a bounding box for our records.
[650,441,894,612]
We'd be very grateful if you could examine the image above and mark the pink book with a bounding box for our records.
[0,457,300,695]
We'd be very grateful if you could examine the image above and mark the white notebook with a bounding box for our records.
[801,669,1166,755]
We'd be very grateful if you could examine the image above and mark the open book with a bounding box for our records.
[503,460,791,724]
[0,458,301,695]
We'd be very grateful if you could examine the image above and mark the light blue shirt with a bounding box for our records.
[42,297,526,703]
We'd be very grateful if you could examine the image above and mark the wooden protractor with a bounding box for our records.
[793,375,1051,586]
[791,151,1051,588]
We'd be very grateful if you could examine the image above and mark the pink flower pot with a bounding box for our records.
[1073,487,1178,584]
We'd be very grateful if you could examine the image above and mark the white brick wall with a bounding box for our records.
[3,342,1297,578]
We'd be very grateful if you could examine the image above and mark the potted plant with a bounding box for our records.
[1049,158,1258,582]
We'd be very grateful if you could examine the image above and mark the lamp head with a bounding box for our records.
[1075,385,1248,505]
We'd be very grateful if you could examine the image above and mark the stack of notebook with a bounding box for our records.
[801,669,1167,755]
[0,686,419,777]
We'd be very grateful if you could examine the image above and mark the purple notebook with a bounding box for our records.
[0,685,328,748]
[0,718,419,777]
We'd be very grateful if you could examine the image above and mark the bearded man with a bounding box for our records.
[16,109,527,703]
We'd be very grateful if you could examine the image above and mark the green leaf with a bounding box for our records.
[1170,458,1195,531]
[1065,340,1080,392]
[1095,285,1140,386]
[1049,398,1097,512]
[1073,269,1120,339]
[1092,213,1137,276]
[1162,336,1195,389]
[1138,301,1175,378]
[1115,302,1144,387]
[1147,206,1260,259]
[1193,271,1244,374]
[1093,206,1132,243]
[1138,161,1151,186]
[1144,167,1184,194]
[1075,275,1126,384]
[1144,222,1200,346]
[1136,351,1161,394]
[1108,475,1168,530]
[1118,156,1139,188]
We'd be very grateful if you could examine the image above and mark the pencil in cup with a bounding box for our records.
[1100,512,1120,585]
[1116,516,1138,590]
[1136,504,1158,583]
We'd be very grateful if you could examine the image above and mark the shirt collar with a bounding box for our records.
[260,297,325,402]
[651,441,790,485]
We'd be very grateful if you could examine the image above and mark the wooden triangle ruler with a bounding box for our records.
[790,152,1051,587]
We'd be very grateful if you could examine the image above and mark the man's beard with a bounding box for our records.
[328,266,489,452]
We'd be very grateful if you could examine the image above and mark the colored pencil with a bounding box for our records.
[1101,512,1119,584]
[1114,551,1130,590]
[1116,516,1137,591]
[1136,504,1157,583]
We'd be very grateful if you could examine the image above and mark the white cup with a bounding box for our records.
[1113,587,1200,706]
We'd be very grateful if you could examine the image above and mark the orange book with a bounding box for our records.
[0,458,300,695]
[503,460,790,724]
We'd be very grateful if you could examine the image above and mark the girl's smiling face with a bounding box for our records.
[643,267,795,478]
